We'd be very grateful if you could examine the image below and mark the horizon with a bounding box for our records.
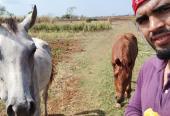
[0,0,134,17]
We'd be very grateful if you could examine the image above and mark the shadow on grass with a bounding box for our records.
[131,81,136,84]
[74,109,106,116]
[121,102,129,107]
[48,109,105,116]
[48,114,65,116]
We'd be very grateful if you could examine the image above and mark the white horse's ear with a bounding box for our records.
[21,5,37,31]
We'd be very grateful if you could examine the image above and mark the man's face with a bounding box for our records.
[136,0,170,59]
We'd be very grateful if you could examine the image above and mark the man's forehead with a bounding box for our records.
[136,0,170,18]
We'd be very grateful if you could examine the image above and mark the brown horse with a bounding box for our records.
[112,33,138,106]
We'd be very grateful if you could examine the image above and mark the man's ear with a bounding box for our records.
[135,22,146,39]
[135,22,140,32]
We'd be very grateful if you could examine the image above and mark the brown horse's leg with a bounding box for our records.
[125,76,132,99]
[125,83,131,98]
[115,79,125,104]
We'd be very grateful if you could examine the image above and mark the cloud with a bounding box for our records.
[0,0,21,5]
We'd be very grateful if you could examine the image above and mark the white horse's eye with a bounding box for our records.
[32,47,36,54]
[0,77,4,82]
[30,44,37,55]
[0,51,3,60]
[29,48,36,57]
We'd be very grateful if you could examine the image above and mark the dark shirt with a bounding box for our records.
[125,56,170,116]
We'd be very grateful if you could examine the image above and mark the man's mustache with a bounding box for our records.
[150,28,170,39]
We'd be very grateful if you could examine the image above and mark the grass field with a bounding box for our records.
[0,17,155,116]
[41,19,154,115]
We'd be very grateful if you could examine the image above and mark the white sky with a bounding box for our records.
[0,0,134,17]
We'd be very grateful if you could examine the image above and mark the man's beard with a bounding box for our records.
[147,27,170,60]
[148,42,170,60]
[156,49,170,60]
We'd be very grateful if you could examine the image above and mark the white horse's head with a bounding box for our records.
[0,5,37,115]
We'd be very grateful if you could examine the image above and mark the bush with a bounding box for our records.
[86,18,98,23]
[31,21,112,32]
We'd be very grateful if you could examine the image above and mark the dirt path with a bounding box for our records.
[0,20,150,116]
[46,20,139,116]
[0,20,140,116]
[46,31,114,115]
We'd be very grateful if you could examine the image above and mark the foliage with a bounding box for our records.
[31,21,112,32]
[0,5,13,16]
[61,14,71,19]
[61,6,77,20]
[86,18,98,23]
[0,5,6,16]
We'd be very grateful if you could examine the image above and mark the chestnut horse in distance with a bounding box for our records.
[112,33,138,107]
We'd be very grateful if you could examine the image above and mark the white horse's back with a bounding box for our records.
[33,37,52,91]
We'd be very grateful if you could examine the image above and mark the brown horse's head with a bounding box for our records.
[112,58,132,104]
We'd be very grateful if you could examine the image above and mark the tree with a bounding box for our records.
[66,6,76,17]
[0,5,6,16]
[62,6,76,20]
[0,5,14,16]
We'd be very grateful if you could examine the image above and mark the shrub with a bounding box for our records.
[31,21,112,32]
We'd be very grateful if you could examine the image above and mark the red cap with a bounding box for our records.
[132,0,146,14]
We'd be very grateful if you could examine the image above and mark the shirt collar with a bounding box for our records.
[152,56,167,72]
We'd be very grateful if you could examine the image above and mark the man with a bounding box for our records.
[125,0,170,116]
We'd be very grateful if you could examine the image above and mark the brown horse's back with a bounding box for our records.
[112,33,138,67]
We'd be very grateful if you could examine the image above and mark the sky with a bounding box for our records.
[0,0,134,17]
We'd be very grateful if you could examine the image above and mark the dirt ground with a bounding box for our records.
[46,39,85,116]
[0,20,142,116]
[45,20,141,116]
[0,38,84,116]
[45,30,116,115]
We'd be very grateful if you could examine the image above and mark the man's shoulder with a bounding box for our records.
[143,56,158,65]
[142,56,164,70]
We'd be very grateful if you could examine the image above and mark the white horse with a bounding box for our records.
[0,5,53,116]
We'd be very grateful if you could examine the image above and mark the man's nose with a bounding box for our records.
[148,15,165,32]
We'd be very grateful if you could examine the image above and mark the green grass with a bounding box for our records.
[29,20,154,115]
[31,21,112,33]
[0,17,157,115]
[66,21,155,115]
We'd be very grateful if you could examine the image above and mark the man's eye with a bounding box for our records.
[159,6,170,13]
[154,4,170,15]
[136,16,149,25]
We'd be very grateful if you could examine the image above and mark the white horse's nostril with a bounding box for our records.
[7,105,15,116]
[29,101,36,115]
[7,100,36,116]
